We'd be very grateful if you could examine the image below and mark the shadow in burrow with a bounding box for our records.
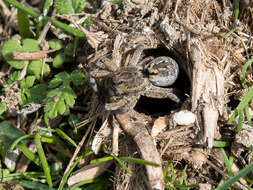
[135,45,190,115]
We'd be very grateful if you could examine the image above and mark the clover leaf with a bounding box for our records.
[43,71,84,124]
[2,39,50,79]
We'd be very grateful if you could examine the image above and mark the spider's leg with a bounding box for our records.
[113,34,125,68]
[143,85,181,103]
[129,45,144,66]
[146,56,179,87]
[139,56,154,69]
[105,96,139,112]
[105,98,128,111]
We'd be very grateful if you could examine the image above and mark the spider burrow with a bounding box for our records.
[88,36,181,113]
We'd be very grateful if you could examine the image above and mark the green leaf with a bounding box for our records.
[43,0,53,16]
[62,86,76,107]
[0,121,26,158]
[53,53,65,68]
[68,114,79,129]
[64,43,74,56]
[48,39,64,50]
[55,0,75,14]
[73,0,86,13]
[0,102,7,115]
[56,97,66,115]
[28,60,50,79]
[83,17,95,27]
[49,78,63,89]
[71,70,84,86]
[2,39,40,70]
[47,88,61,97]
[0,121,26,141]
[8,71,21,83]
[17,9,31,38]
[54,72,71,86]
[2,40,26,69]
[22,38,40,51]
[47,101,58,119]
[28,84,47,103]
[25,76,36,88]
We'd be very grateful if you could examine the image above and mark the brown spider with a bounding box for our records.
[88,35,180,113]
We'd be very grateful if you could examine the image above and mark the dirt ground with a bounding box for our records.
[0,0,253,190]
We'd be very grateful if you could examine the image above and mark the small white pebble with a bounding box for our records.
[173,110,196,126]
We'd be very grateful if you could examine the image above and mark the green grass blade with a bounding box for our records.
[169,162,176,182]
[17,142,40,166]
[90,156,114,164]
[17,9,32,38]
[227,109,237,124]
[1,171,44,182]
[215,162,253,190]
[222,28,236,39]
[236,89,253,111]
[163,162,170,179]
[58,150,93,190]
[10,134,34,150]
[5,0,40,17]
[34,132,53,187]
[165,185,177,190]
[55,128,77,147]
[180,165,187,185]
[213,141,230,147]
[21,180,56,190]
[112,155,130,174]
[40,136,71,157]
[244,104,251,125]
[69,178,110,190]
[51,19,85,38]
[120,157,159,166]
[241,59,253,88]
[237,109,243,131]
[42,0,52,16]
[221,148,233,177]
[227,89,253,130]
[234,0,239,20]
[5,0,85,38]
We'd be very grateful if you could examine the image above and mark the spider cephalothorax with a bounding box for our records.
[88,35,180,112]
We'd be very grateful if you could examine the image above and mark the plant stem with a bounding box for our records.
[5,0,85,38]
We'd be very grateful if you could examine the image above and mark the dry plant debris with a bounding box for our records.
[79,0,252,189]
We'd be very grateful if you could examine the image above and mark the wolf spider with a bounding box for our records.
[89,37,180,113]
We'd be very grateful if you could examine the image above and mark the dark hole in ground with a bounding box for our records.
[135,46,190,115]
[227,94,241,110]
